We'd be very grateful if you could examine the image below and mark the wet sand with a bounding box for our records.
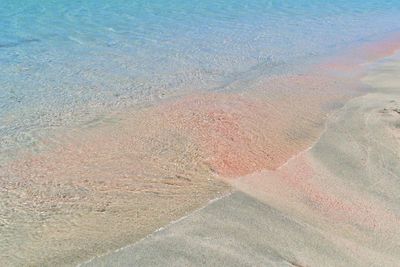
[83,54,400,266]
[2,36,400,266]
[0,71,357,266]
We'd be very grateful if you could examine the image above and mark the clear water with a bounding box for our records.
[2,1,400,265]
[1,0,400,157]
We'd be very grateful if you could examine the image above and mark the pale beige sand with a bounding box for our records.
[83,54,400,266]
[84,191,359,267]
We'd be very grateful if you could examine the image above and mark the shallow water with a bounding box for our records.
[2,0,400,155]
[2,1,400,266]
[84,54,400,267]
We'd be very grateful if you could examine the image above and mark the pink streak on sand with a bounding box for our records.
[158,72,357,178]
[233,152,398,231]
[316,34,400,74]
[157,36,400,231]
[160,93,278,177]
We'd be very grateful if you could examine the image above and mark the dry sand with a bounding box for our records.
[83,54,400,266]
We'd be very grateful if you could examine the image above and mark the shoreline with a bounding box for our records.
[1,37,400,266]
[82,51,400,266]
[78,191,235,266]
[78,84,348,267]
[0,60,356,266]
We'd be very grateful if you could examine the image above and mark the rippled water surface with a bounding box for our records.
[1,0,400,154]
[1,1,400,266]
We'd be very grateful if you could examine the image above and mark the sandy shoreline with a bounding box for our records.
[1,59,357,265]
[1,37,400,266]
[82,54,400,266]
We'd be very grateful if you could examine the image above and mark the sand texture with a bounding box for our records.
[83,55,400,266]
[0,61,358,266]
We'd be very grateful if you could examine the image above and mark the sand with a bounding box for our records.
[2,35,399,266]
[82,54,400,266]
[0,60,357,265]
[83,191,359,267]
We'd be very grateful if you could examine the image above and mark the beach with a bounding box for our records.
[0,52,368,266]
[83,52,400,266]
[1,1,400,266]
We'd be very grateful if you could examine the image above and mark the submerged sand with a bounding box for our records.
[0,66,356,264]
[83,54,400,266]
[2,37,400,266]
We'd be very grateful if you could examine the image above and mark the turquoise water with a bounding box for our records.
[1,0,400,155]
[2,1,400,265]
